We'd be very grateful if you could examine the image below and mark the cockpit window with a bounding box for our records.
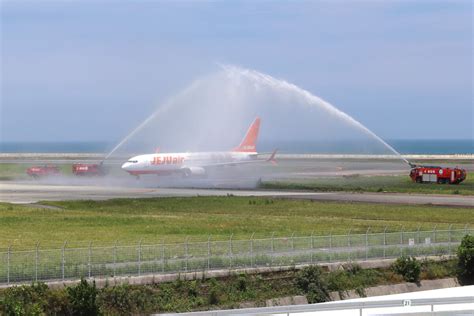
[127,160,138,163]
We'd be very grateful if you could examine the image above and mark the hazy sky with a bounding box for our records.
[1,0,472,142]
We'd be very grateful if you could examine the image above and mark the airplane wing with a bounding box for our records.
[202,149,278,168]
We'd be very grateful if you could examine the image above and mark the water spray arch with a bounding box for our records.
[106,64,408,166]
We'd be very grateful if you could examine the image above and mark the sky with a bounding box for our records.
[1,0,472,142]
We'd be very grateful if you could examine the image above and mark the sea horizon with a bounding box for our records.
[0,139,472,155]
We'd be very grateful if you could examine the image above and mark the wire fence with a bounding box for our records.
[1,226,471,285]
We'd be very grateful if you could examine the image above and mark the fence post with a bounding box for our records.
[113,241,117,278]
[154,242,157,274]
[207,235,211,270]
[7,245,11,285]
[271,232,275,267]
[161,240,165,273]
[329,229,333,263]
[416,225,421,257]
[464,224,468,236]
[184,237,188,273]
[400,226,404,245]
[417,225,421,244]
[291,232,295,251]
[383,226,387,259]
[347,228,352,262]
[310,230,314,264]
[365,227,370,260]
[250,233,254,268]
[138,240,142,276]
[400,226,404,257]
[271,232,275,252]
[35,242,39,282]
[229,234,233,270]
[62,241,67,281]
[448,225,453,256]
[88,242,92,279]
[433,225,437,243]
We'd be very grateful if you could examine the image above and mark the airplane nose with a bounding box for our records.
[121,162,130,170]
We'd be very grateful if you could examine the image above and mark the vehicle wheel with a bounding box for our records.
[416,177,422,183]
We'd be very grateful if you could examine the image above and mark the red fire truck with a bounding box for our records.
[409,165,466,184]
[72,163,107,176]
[26,165,61,179]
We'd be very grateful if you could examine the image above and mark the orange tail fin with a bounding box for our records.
[234,117,260,152]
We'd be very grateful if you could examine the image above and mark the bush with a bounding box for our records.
[326,264,378,299]
[421,259,456,280]
[47,289,72,315]
[208,288,219,305]
[237,275,247,292]
[1,283,49,315]
[457,234,474,285]
[392,256,421,283]
[295,265,330,303]
[208,278,220,305]
[98,284,156,315]
[188,280,199,297]
[98,284,133,315]
[67,279,99,316]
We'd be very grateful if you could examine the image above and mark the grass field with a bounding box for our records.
[0,197,472,249]
[261,175,474,195]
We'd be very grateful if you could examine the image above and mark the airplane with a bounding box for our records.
[121,117,277,178]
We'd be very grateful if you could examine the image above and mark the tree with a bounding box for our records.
[67,279,99,316]
[392,256,421,283]
[457,234,474,285]
[295,265,330,303]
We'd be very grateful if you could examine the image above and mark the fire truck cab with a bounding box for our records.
[26,165,61,179]
[72,163,107,176]
[410,165,466,184]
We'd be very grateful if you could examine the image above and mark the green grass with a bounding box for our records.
[0,197,472,249]
[261,175,474,195]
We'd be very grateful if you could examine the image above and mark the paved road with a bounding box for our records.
[1,181,472,207]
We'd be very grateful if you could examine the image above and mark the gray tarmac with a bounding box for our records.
[1,181,472,207]
[1,155,472,206]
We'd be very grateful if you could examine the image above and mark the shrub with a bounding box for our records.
[98,284,156,315]
[47,289,72,315]
[326,264,376,299]
[421,259,456,280]
[1,283,49,315]
[188,280,199,297]
[237,275,247,292]
[98,284,133,315]
[295,265,330,303]
[208,288,219,305]
[392,256,421,283]
[327,270,351,299]
[457,234,474,285]
[67,279,99,316]
[208,278,220,305]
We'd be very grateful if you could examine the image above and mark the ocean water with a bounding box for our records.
[0,140,472,155]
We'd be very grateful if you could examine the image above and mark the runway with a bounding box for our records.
[1,181,472,207]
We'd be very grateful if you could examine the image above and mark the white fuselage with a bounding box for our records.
[121,151,257,176]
